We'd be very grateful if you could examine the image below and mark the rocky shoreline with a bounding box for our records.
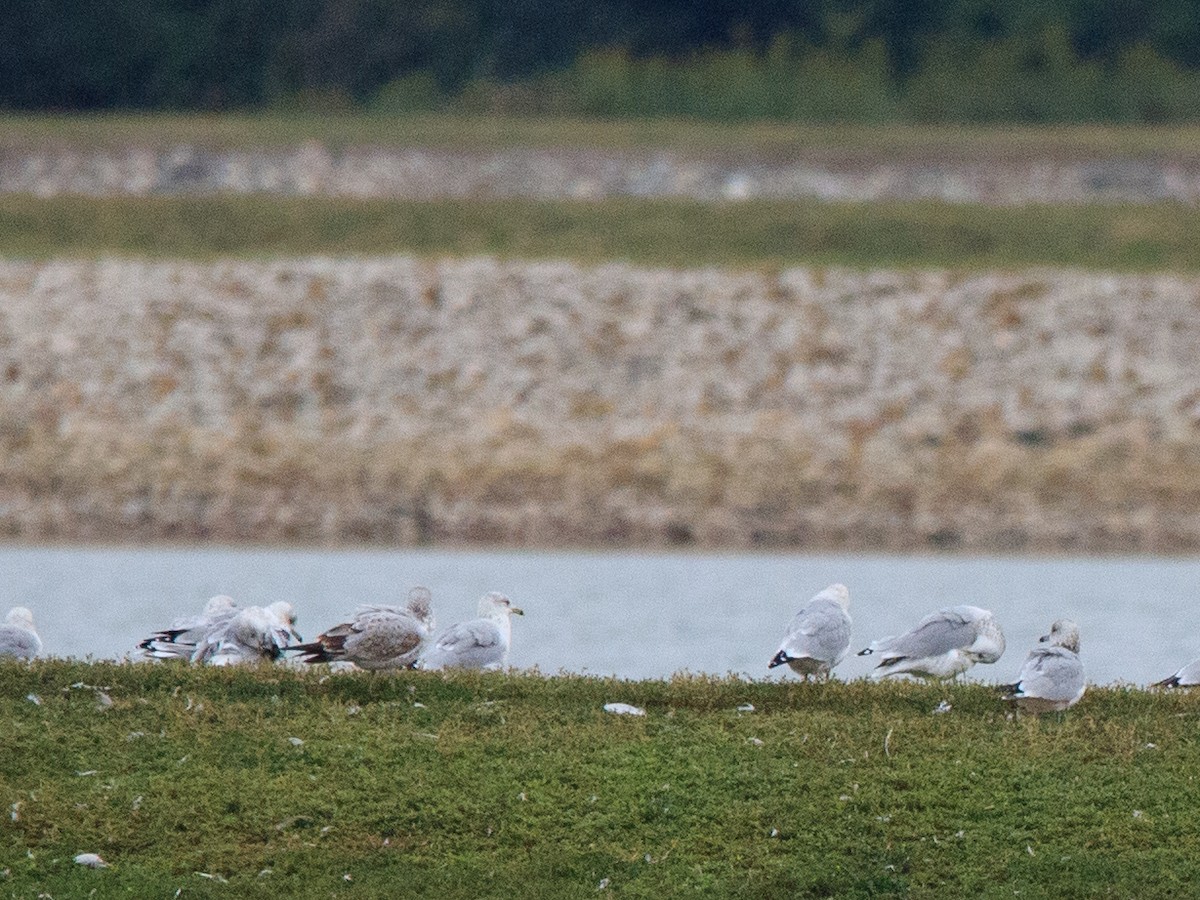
[3,144,1200,205]
[3,256,1200,553]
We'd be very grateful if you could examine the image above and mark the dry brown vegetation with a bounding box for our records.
[3,257,1200,552]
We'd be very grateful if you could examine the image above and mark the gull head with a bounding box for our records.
[969,608,1005,664]
[267,601,302,642]
[815,583,850,611]
[479,592,524,618]
[1039,619,1080,653]
[203,595,237,616]
[5,606,35,630]
[405,586,435,627]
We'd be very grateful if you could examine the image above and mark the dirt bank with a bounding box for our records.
[2,257,1199,552]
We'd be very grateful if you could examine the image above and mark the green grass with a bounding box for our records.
[5,112,1200,161]
[1,194,1199,270]
[3,661,1200,898]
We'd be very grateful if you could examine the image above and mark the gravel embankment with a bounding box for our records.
[4,145,1200,204]
[3,257,1200,551]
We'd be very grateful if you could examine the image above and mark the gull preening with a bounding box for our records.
[1154,657,1200,688]
[421,592,523,670]
[1004,619,1085,713]
[0,607,41,659]
[290,586,436,670]
[201,601,301,666]
[768,583,852,680]
[139,595,238,661]
[142,598,299,665]
[858,605,1005,679]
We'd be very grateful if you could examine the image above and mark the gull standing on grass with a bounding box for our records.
[289,586,436,670]
[768,583,852,680]
[139,595,239,661]
[421,592,523,671]
[0,607,41,659]
[1153,656,1200,688]
[1004,619,1085,713]
[858,605,1005,679]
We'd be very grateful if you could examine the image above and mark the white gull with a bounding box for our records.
[0,607,41,659]
[858,605,1005,679]
[421,592,523,671]
[768,583,852,680]
[1004,619,1085,713]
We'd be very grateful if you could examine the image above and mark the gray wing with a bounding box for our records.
[140,607,236,658]
[782,600,851,665]
[0,625,40,658]
[1170,658,1200,686]
[1015,647,1084,702]
[425,618,504,670]
[875,609,976,660]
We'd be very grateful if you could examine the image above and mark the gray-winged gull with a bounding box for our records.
[139,595,239,661]
[0,607,41,659]
[290,586,435,670]
[858,605,1005,679]
[421,592,523,670]
[1004,619,1085,713]
[194,601,301,666]
[1155,657,1200,688]
[768,583,852,679]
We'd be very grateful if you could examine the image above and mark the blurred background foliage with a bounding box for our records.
[5,0,1200,123]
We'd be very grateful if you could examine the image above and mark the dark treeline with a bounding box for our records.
[5,0,1200,122]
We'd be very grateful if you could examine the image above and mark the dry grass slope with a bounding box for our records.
[1,257,1199,552]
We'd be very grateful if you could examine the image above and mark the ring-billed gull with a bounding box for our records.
[1004,619,1085,713]
[139,595,238,661]
[768,583,852,680]
[290,586,435,670]
[0,607,41,659]
[1154,657,1200,688]
[857,605,1005,679]
[199,601,301,666]
[421,592,524,671]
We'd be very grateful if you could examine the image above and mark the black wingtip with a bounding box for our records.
[286,641,332,664]
[768,650,789,669]
[1153,676,1180,688]
[857,647,873,656]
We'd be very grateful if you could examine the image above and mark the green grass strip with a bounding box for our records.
[5,113,1200,160]
[1,195,1199,270]
[2,661,1200,898]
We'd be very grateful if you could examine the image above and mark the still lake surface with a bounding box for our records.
[7,545,1197,686]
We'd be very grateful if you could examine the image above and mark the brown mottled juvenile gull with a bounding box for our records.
[858,605,1005,679]
[1004,619,1085,713]
[768,583,852,680]
[290,586,435,670]
[421,592,524,671]
[0,607,41,659]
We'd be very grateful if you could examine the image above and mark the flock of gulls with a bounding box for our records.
[0,589,524,673]
[767,584,1090,712]
[1,581,1199,711]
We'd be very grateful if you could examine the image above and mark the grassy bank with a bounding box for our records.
[3,661,1200,898]
[5,113,1200,161]
[2,194,1200,270]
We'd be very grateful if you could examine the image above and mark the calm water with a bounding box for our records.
[6,545,1197,686]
